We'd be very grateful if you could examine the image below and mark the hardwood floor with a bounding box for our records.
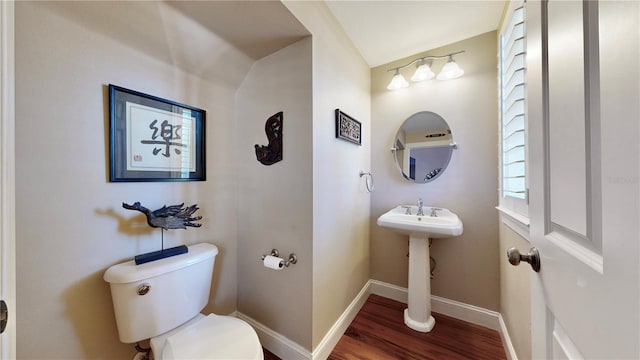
[328,294,506,359]
[263,348,280,360]
[264,294,507,360]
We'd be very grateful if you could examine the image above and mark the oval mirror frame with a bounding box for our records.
[392,111,456,183]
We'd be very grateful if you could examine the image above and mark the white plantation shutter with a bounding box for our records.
[500,5,527,200]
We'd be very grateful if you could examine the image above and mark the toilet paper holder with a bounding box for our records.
[261,249,298,267]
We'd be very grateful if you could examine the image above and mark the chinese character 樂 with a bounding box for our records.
[141,119,186,157]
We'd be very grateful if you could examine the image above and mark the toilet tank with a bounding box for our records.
[104,243,218,343]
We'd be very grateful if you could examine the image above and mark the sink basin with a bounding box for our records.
[377,205,463,237]
[377,205,463,333]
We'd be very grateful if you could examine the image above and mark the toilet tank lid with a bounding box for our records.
[103,243,218,284]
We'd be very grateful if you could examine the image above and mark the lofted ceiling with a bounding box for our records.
[38,1,505,78]
[325,0,507,67]
[167,1,310,60]
[35,1,310,86]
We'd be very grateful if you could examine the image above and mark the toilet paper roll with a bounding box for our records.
[263,255,285,270]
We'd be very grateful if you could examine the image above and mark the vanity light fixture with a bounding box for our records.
[386,50,465,90]
[386,68,410,90]
[436,55,465,80]
[410,59,435,82]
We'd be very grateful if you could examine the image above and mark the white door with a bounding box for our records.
[0,1,16,358]
[526,1,639,359]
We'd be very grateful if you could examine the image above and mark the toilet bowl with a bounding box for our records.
[104,243,262,359]
[150,313,262,359]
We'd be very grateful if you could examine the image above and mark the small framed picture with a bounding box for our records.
[335,109,361,145]
[109,84,206,182]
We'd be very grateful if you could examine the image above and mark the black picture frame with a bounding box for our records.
[109,84,206,182]
[335,109,361,145]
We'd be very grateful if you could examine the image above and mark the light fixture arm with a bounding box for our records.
[386,50,465,73]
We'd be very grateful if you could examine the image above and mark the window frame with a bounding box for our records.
[497,0,530,238]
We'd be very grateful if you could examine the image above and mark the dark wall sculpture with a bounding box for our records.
[254,111,283,165]
[122,202,202,264]
[122,202,202,230]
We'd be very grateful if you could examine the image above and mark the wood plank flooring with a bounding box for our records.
[264,348,280,360]
[264,294,507,360]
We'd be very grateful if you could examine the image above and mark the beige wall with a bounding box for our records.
[236,2,371,351]
[499,222,532,359]
[370,32,500,311]
[15,1,517,358]
[15,2,251,358]
[220,1,372,351]
[235,38,314,349]
[16,1,370,357]
[283,1,372,350]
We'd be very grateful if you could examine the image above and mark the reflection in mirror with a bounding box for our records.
[392,111,456,183]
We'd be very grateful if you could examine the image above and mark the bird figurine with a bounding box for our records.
[122,202,202,230]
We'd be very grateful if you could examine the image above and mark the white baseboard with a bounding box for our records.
[234,311,311,360]
[431,295,501,331]
[311,280,371,360]
[498,314,518,360]
[368,279,408,303]
[235,279,517,360]
[369,279,501,331]
[234,279,372,360]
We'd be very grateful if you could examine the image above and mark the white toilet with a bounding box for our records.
[104,243,263,359]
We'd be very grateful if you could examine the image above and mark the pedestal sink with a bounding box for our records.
[377,205,463,332]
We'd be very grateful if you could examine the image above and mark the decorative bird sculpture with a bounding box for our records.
[122,202,202,230]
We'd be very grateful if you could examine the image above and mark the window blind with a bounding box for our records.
[500,5,526,199]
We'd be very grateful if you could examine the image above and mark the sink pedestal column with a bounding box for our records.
[404,234,435,332]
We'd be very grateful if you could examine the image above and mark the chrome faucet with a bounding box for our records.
[417,198,424,216]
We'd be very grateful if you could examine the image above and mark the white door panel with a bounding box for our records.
[552,320,584,360]
[548,0,588,237]
[528,1,639,359]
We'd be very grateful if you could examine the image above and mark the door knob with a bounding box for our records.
[0,300,7,334]
[507,247,541,272]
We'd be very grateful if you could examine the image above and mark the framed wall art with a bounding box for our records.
[109,84,206,182]
[335,109,361,145]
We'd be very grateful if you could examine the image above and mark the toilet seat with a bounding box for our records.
[150,314,263,360]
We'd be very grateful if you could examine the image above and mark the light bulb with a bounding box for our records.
[410,60,435,82]
[387,70,409,90]
[436,57,464,80]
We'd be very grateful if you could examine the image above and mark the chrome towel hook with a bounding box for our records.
[359,171,374,193]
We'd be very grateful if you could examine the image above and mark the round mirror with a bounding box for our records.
[392,111,456,183]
